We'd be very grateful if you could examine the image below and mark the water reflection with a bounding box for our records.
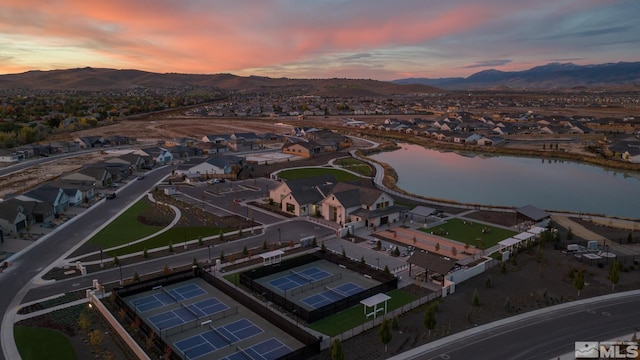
[371,143,640,219]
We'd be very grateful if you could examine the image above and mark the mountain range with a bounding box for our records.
[0,67,439,96]
[392,62,640,90]
[0,62,638,93]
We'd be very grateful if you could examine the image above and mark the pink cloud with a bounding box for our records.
[0,0,632,79]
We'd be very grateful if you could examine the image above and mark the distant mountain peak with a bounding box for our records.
[392,61,640,90]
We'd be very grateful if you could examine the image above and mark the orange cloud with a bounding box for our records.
[0,0,633,79]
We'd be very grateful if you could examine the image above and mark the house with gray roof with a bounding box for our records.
[62,167,113,188]
[321,182,402,228]
[0,198,54,225]
[0,200,28,235]
[269,175,338,216]
[269,175,403,228]
[21,185,70,215]
[176,155,243,177]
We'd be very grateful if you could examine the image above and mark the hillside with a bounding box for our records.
[0,67,441,96]
[393,62,640,90]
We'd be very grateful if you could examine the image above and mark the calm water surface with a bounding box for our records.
[371,143,640,219]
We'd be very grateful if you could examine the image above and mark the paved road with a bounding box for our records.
[1,169,336,359]
[0,166,173,360]
[388,291,640,360]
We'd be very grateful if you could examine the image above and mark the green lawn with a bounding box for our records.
[89,200,165,248]
[223,273,240,285]
[15,326,77,360]
[309,289,418,336]
[106,226,230,257]
[277,168,359,182]
[419,218,517,249]
[334,158,373,177]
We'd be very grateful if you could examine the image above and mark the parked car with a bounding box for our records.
[209,178,220,184]
[137,175,145,180]
[106,192,116,200]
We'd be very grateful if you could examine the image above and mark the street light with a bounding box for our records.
[99,247,104,268]
[376,257,380,270]
[118,263,123,286]
[262,292,268,310]
[208,245,212,272]
[292,309,298,327]
[278,227,281,245]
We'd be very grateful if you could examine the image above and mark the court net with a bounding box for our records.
[325,285,349,299]
[162,287,179,302]
[181,302,199,319]
[290,269,314,283]
[236,344,253,360]
[209,324,233,346]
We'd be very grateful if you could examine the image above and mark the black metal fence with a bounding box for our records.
[113,266,321,360]
[113,269,197,360]
[239,251,398,323]
[200,269,321,360]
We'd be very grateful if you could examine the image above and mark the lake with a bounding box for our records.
[370,143,640,219]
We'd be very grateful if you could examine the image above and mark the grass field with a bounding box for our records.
[419,218,517,249]
[88,200,164,248]
[15,326,76,360]
[87,198,230,256]
[106,226,229,257]
[308,289,419,336]
[334,158,373,177]
[277,168,359,182]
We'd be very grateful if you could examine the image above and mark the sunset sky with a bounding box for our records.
[1,0,638,80]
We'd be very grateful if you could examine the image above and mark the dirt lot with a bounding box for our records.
[0,152,113,199]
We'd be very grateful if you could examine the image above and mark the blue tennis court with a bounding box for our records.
[221,338,292,360]
[268,267,331,292]
[174,318,264,359]
[301,282,365,309]
[149,297,229,330]
[132,284,206,312]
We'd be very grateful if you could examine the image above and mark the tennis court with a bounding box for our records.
[267,267,331,292]
[174,318,264,359]
[149,297,229,330]
[132,284,206,312]
[221,338,292,360]
[301,282,365,309]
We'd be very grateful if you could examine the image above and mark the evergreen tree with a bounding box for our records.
[423,303,437,337]
[330,338,345,360]
[574,269,585,296]
[609,260,621,290]
[378,317,392,353]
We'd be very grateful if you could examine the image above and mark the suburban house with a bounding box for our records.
[269,175,338,216]
[175,155,243,177]
[0,198,55,225]
[104,135,136,146]
[140,147,173,165]
[281,141,322,158]
[320,182,402,228]
[306,130,352,151]
[164,138,198,147]
[0,201,28,235]
[196,142,230,155]
[269,176,402,228]
[49,180,96,203]
[21,185,70,215]
[201,134,232,144]
[227,132,262,152]
[61,167,113,188]
[75,136,105,148]
[105,153,147,170]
